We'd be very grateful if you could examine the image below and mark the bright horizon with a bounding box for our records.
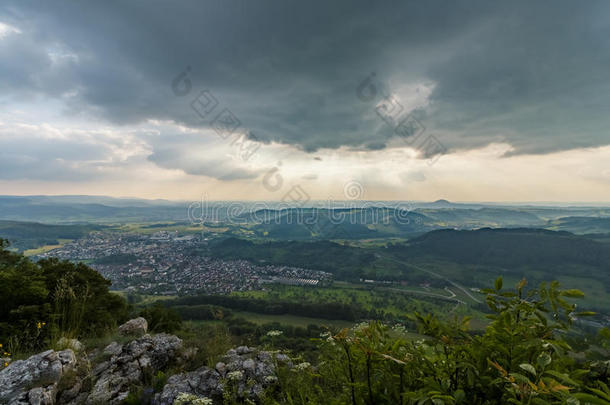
[4,194,610,207]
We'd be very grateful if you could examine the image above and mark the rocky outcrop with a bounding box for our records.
[86,333,182,404]
[0,349,77,405]
[0,323,284,405]
[155,346,277,404]
[118,317,148,337]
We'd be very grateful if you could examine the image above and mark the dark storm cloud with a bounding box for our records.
[1,0,609,157]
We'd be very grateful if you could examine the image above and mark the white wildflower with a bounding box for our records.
[352,321,369,332]
[227,370,244,381]
[264,375,278,384]
[295,362,311,371]
[267,330,283,337]
[392,323,407,334]
[175,392,213,405]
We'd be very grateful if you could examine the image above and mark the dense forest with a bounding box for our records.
[167,294,383,322]
[399,228,610,270]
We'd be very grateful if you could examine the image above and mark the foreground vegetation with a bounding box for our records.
[267,279,609,404]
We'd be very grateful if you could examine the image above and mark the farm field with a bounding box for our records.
[23,238,73,256]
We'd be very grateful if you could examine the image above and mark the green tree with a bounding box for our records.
[138,303,182,333]
[0,240,128,350]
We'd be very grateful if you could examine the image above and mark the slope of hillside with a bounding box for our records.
[400,228,610,269]
[0,220,103,251]
[389,228,610,310]
[547,216,610,234]
[210,237,376,280]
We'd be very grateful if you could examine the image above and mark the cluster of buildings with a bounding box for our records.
[37,231,332,295]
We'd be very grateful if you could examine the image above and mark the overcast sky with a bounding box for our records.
[1,0,610,202]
